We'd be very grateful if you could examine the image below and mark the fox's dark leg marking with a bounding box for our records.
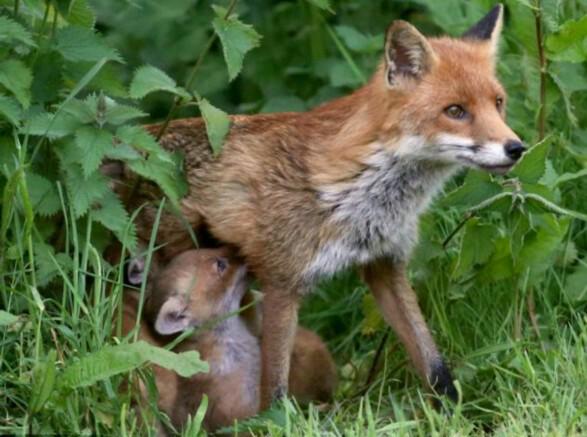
[430,359,458,402]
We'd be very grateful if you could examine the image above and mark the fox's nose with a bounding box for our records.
[504,140,526,161]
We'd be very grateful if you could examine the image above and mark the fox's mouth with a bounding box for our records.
[475,162,515,174]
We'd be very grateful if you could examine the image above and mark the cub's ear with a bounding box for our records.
[384,20,438,87]
[154,296,190,335]
[462,4,504,57]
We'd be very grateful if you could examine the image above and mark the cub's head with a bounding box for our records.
[134,248,248,335]
[381,4,524,173]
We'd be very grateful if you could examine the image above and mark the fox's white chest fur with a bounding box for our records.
[304,148,455,283]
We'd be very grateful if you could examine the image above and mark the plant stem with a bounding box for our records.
[533,0,547,141]
[156,0,239,141]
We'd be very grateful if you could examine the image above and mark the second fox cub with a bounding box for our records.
[124,5,523,407]
[122,247,337,432]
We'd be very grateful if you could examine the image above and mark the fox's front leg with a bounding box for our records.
[259,288,300,409]
[362,259,457,401]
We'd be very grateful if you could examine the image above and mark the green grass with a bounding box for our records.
[1,198,585,435]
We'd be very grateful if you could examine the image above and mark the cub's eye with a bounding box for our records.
[444,104,467,120]
[214,257,228,275]
[496,96,504,111]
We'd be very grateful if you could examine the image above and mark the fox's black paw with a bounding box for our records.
[429,359,458,403]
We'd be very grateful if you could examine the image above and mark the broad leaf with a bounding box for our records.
[56,26,122,62]
[26,173,61,217]
[546,16,587,63]
[92,190,137,250]
[0,16,36,50]
[29,350,57,414]
[0,95,21,125]
[441,171,502,208]
[61,163,110,217]
[212,6,261,81]
[129,65,189,99]
[564,263,587,303]
[511,137,551,183]
[0,310,18,327]
[199,98,230,155]
[59,341,208,389]
[74,126,115,177]
[335,26,380,53]
[25,111,81,139]
[0,60,33,108]
[453,218,496,279]
[305,0,333,12]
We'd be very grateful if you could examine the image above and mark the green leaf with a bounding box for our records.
[116,125,164,155]
[0,16,36,49]
[199,98,230,155]
[61,163,110,217]
[441,170,502,208]
[564,263,587,303]
[0,60,33,108]
[212,6,261,81]
[335,26,380,53]
[92,190,137,251]
[511,137,551,183]
[75,126,115,177]
[59,341,208,389]
[554,169,587,186]
[0,310,19,327]
[30,350,57,414]
[127,155,187,205]
[55,26,122,63]
[0,95,21,125]
[25,111,81,139]
[546,16,587,63]
[61,0,96,28]
[129,65,189,99]
[453,219,496,278]
[105,103,147,126]
[26,173,61,217]
[34,242,73,287]
[305,0,334,12]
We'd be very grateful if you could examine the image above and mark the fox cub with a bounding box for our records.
[119,247,336,433]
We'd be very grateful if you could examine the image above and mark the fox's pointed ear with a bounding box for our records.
[384,21,437,87]
[154,296,190,335]
[462,4,504,56]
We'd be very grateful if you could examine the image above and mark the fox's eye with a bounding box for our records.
[496,97,504,111]
[214,257,228,275]
[444,105,467,120]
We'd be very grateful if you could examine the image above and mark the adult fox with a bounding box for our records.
[125,4,525,408]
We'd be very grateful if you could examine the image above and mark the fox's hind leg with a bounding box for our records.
[362,259,457,403]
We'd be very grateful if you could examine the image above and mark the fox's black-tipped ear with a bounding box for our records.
[462,4,504,56]
[384,20,438,87]
[154,296,190,335]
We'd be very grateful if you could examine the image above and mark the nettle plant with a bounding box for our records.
[0,0,259,432]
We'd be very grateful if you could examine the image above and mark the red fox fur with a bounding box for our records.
[119,4,523,407]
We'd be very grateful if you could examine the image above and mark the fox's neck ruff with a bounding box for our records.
[304,88,458,283]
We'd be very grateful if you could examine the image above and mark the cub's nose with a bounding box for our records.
[504,140,526,161]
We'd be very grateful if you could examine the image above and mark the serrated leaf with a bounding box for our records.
[105,103,146,125]
[511,137,551,183]
[92,190,137,250]
[0,60,33,108]
[0,95,21,125]
[453,218,496,278]
[56,26,122,62]
[59,341,207,389]
[441,170,502,208]
[31,52,64,103]
[0,310,19,327]
[127,155,187,205]
[61,164,110,217]
[26,173,61,217]
[34,242,73,287]
[199,98,230,155]
[116,125,162,155]
[129,65,189,99]
[75,126,115,177]
[0,16,36,49]
[305,0,333,12]
[546,15,587,63]
[62,0,96,28]
[212,6,261,81]
[25,111,81,139]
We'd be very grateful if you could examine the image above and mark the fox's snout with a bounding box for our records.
[504,140,526,161]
